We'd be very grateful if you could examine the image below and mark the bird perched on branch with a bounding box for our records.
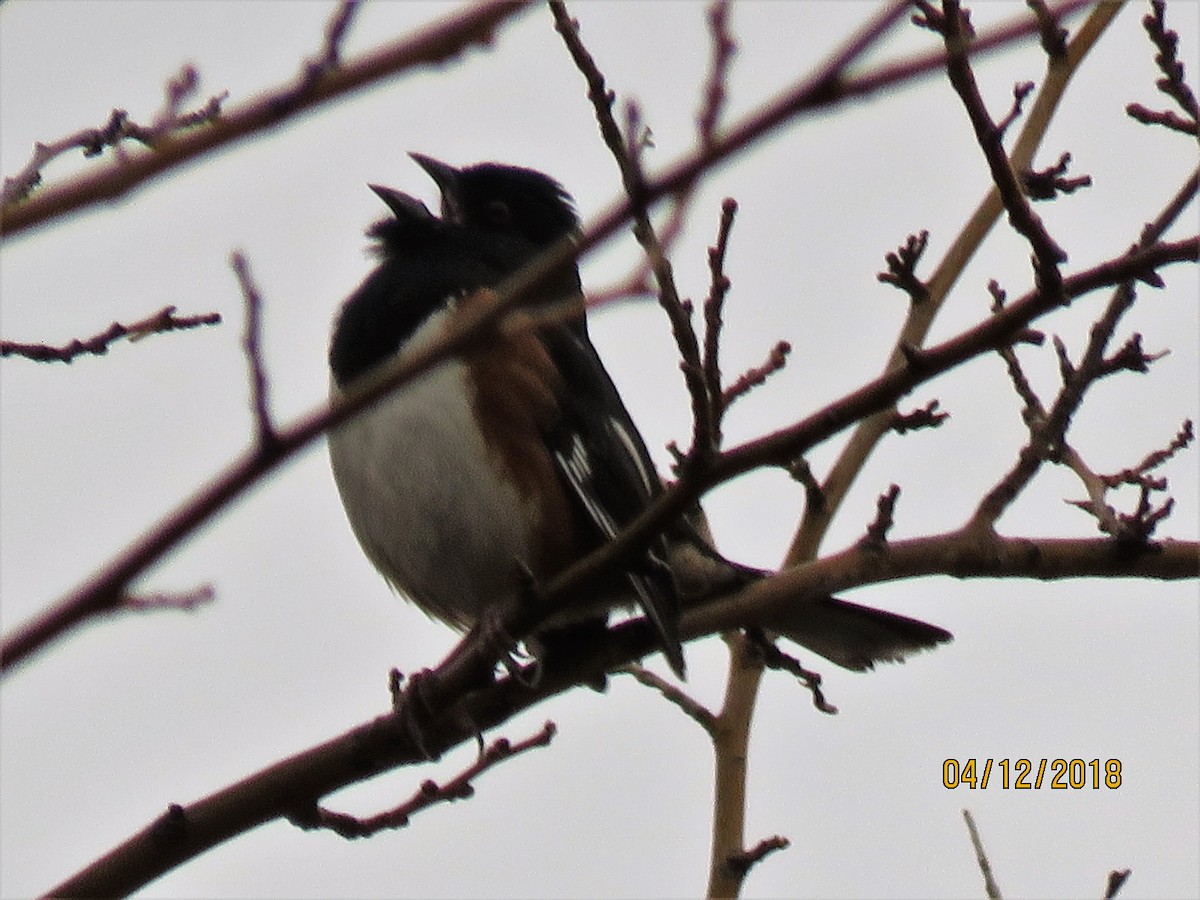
[327,153,951,679]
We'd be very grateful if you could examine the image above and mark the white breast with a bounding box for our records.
[328,310,532,629]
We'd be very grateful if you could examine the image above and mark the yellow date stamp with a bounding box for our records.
[943,758,1122,789]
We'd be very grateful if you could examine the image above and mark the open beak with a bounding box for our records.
[367,184,432,222]
[409,152,462,221]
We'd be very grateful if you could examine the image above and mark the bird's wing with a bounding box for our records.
[542,324,686,677]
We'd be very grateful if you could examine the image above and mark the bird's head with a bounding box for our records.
[409,153,580,247]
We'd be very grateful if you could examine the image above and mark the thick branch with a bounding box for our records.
[46,531,1197,898]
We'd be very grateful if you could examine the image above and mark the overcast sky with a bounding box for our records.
[2,2,1198,898]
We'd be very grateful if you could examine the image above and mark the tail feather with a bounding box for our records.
[765,595,952,672]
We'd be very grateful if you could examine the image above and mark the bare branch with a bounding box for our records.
[615,664,717,734]
[119,585,215,614]
[721,340,791,409]
[1102,419,1194,486]
[0,2,532,239]
[940,1,1068,293]
[745,629,838,715]
[1,305,221,363]
[878,230,931,304]
[1141,1,1198,121]
[787,0,1119,568]
[308,0,363,75]
[40,529,1198,897]
[697,0,737,148]
[890,399,949,434]
[1026,0,1069,58]
[724,835,791,879]
[860,484,901,549]
[702,197,739,436]
[1,66,228,207]
[229,251,277,450]
[1105,868,1133,899]
[1022,151,1092,200]
[962,809,1003,899]
[970,170,1198,528]
[287,722,555,838]
[550,0,714,459]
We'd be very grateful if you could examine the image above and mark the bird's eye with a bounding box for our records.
[486,200,512,228]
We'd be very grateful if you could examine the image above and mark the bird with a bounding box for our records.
[327,153,952,680]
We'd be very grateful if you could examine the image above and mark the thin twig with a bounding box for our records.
[120,585,215,614]
[550,0,713,460]
[229,251,277,449]
[721,341,791,408]
[697,0,737,148]
[745,629,838,715]
[940,1,1067,293]
[970,170,1199,529]
[701,197,739,442]
[860,484,901,549]
[878,230,931,304]
[890,399,949,434]
[963,809,1003,899]
[1105,868,1132,899]
[1,66,228,207]
[287,721,555,838]
[1,305,221,363]
[724,835,791,878]
[616,664,717,735]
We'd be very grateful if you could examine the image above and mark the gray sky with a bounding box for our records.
[2,2,1198,897]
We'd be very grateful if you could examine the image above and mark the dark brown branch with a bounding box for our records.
[721,341,791,408]
[120,585,215,614]
[43,530,1199,897]
[786,1,1122,570]
[550,0,713,459]
[702,197,739,438]
[941,0,1067,295]
[1026,0,1068,59]
[229,251,277,449]
[890,399,948,434]
[1,305,221,363]
[878,230,931,304]
[1141,1,1198,121]
[724,835,791,878]
[1023,151,1092,200]
[1125,102,1198,135]
[616,664,717,734]
[308,0,363,75]
[1,66,228,207]
[1124,0,1198,136]
[0,2,532,239]
[287,721,555,838]
[1105,868,1133,899]
[745,629,837,714]
[1102,419,1194,486]
[697,0,737,148]
[860,484,901,549]
[971,170,1198,528]
[561,236,1197,605]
